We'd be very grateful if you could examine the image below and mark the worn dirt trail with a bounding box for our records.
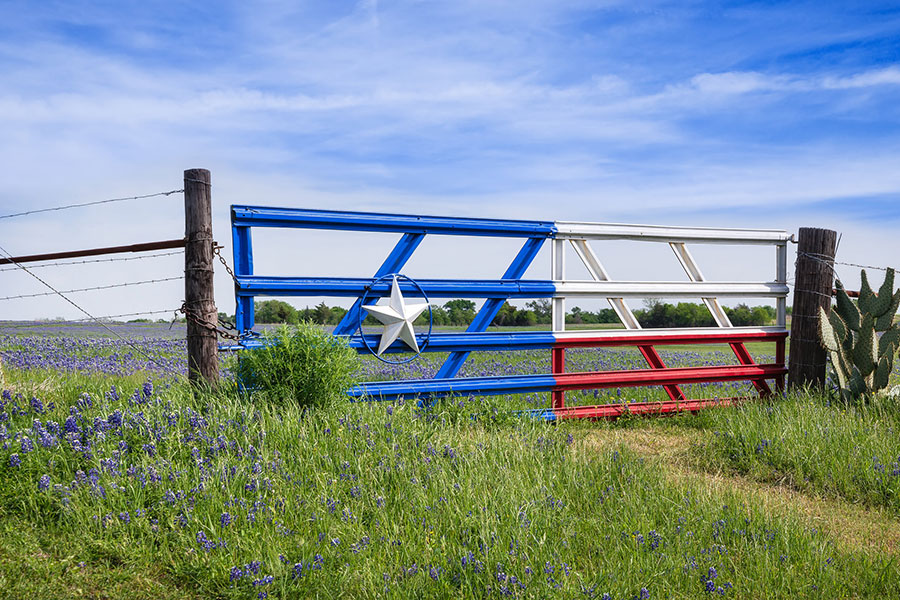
[578,426,900,556]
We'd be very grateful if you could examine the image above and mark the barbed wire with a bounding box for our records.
[0,250,183,273]
[75,308,184,322]
[0,189,183,221]
[0,276,182,302]
[833,259,898,273]
[0,309,184,331]
[0,243,183,376]
[796,251,897,277]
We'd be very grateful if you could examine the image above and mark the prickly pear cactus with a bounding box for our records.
[819,269,900,403]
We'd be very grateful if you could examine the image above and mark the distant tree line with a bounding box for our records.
[246,298,777,328]
[632,300,776,328]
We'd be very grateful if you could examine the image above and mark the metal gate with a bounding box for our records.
[224,205,790,419]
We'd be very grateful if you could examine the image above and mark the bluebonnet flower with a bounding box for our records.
[119,512,130,524]
[220,512,233,527]
[640,588,650,599]
[30,397,45,414]
[230,566,243,582]
[20,437,34,454]
[64,416,79,434]
[245,561,262,575]
[77,393,93,410]
[38,474,50,490]
[195,530,217,551]
[9,453,20,467]
[107,410,123,428]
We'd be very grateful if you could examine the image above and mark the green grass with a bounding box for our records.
[689,391,900,514]
[0,367,899,598]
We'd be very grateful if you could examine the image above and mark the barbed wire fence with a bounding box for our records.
[0,179,245,380]
[2,182,897,388]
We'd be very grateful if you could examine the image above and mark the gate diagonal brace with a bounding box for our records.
[435,237,546,380]
[669,242,772,397]
[568,239,685,403]
[333,233,425,336]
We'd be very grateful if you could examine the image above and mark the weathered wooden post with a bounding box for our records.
[788,227,837,391]
[184,168,219,386]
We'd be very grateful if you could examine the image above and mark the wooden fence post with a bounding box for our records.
[184,168,219,386]
[787,227,837,391]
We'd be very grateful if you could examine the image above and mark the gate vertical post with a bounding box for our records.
[551,239,565,408]
[787,227,837,391]
[184,168,219,386]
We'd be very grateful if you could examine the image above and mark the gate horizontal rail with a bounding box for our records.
[234,276,788,299]
[232,205,556,237]
[525,397,743,421]
[223,327,786,354]
[348,364,786,400]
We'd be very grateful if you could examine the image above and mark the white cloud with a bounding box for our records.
[822,66,900,89]
[688,71,784,95]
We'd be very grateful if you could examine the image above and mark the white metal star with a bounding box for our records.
[364,276,429,355]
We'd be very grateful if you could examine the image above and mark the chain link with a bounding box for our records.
[213,243,239,284]
[209,242,243,338]
[178,301,241,340]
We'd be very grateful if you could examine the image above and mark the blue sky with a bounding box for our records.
[0,1,899,320]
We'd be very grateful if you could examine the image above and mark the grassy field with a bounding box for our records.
[1,323,899,598]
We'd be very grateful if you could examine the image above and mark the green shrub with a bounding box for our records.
[229,323,358,409]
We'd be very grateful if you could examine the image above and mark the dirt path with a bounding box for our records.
[578,426,900,556]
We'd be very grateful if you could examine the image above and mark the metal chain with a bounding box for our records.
[213,243,239,284]
[218,314,237,332]
[177,301,241,340]
[210,242,242,334]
